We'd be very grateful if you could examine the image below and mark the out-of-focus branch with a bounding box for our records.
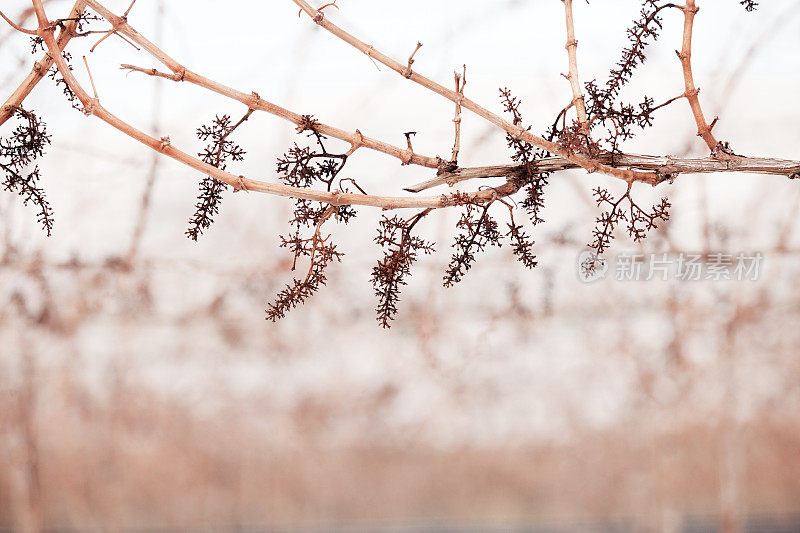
[0,10,37,35]
[126,0,165,266]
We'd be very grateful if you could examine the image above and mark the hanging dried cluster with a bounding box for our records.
[371,213,435,328]
[267,116,357,321]
[186,113,249,241]
[0,107,52,235]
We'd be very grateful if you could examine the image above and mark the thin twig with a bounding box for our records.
[403,41,422,78]
[82,55,98,99]
[120,64,184,81]
[451,65,465,164]
[121,0,138,17]
[678,0,720,153]
[561,0,589,135]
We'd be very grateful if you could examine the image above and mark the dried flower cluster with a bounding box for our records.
[0,108,53,236]
[267,117,356,321]
[443,198,503,288]
[31,38,81,110]
[501,89,551,226]
[581,1,675,153]
[588,185,671,257]
[371,213,435,328]
[740,1,758,11]
[186,113,249,241]
[507,221,538,270]
[267,205,344,321]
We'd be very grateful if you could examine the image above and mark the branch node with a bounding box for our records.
[345,129,364,156]
[364,46,381,71]
[233,175,250,194]
[402,132,416,165]
[403,41,423,79]
[437,157,458,176]
[82,98,99,116]
[657,159,680,183]
[249,91,261,110]
[712,141,736,160]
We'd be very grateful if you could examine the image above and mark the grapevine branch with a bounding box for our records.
[679,0,721,153]
[561,0,589,135]
[18,0,791,206]
[3,0,794,325]
[406,154,800,193]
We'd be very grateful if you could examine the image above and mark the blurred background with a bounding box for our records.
[2,0,800,531]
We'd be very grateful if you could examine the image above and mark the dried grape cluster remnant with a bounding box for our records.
[1,108,53,236]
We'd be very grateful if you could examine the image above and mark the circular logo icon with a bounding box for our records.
[577,251,608,283]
